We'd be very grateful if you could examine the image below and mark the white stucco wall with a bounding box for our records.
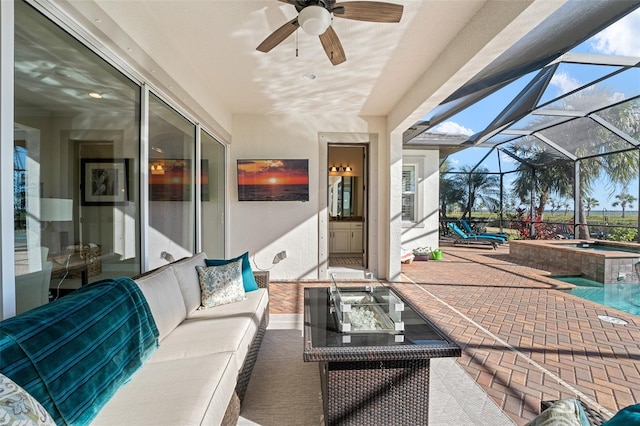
[401,149,440,254]
[229,114,390,280]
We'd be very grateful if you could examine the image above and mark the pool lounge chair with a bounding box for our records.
[460,219,508,239]
[447,223,500,249]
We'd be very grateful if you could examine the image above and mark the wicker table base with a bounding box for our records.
[304,287,460,426]
[320,359,430,425]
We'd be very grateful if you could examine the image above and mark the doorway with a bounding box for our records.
[327,144,367,273]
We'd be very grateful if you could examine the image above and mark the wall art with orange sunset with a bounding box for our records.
[237,159,309,202]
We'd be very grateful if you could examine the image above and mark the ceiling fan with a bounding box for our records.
[256,0,404,66]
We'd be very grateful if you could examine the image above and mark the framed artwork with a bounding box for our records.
[237,159,309,201]
[149,159,209,201]
[81,159,129,206]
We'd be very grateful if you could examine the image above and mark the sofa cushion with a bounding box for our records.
[0,373,56,426]
[186,288,268,322]
[196,260,245,308]
[148,289,268,368]
[135,266,186,341]
[171,252,208,314]
[205,252,259,292]
[93,352,238,426]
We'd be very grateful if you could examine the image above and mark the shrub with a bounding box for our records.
[608,227,637,242]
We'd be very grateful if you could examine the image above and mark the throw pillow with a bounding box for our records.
[0,373,56,426]
[525,399,587,426]
[205,252,259,292]
[603,403,640,426]
[196,259,245,308]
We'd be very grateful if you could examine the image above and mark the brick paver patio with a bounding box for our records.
[268,244,640,425]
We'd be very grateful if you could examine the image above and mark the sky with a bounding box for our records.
[430,8,640,211]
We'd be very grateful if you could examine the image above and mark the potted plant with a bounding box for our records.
[412,247,432,261]
[431,248,443,261]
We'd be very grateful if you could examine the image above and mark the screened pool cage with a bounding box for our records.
[405,53,640,242]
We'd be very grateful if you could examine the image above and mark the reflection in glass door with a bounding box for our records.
[148,94,196,270]
[13,1,141,311]
[201,130,225,258]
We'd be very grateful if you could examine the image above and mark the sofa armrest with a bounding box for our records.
[253,271,269,291]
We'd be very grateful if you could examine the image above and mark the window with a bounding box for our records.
[402,165,416,222]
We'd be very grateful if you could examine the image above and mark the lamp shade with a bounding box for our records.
[40,198,73,222]
[298,5,331,36]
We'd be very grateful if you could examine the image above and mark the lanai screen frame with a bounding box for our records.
[413,53,640,240]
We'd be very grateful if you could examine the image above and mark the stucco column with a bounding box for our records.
[388,131,403,281]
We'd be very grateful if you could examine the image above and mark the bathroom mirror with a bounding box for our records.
[329,176,357,218]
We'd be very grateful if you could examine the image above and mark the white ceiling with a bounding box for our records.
[55,0,567,137]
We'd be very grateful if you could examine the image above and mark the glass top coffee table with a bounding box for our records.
[304,285,461,425]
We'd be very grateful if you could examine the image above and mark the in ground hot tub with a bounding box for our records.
[509,239,640,284]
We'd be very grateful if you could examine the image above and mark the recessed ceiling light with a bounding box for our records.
[303,73,317,80]
[89,92,103,99]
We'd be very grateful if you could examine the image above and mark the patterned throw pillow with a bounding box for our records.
[196,259,245,308]
[525,399,587,426]
[0,373,56,426]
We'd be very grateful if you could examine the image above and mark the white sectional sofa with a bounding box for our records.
[93,252,270,425]
[0,251,269,426]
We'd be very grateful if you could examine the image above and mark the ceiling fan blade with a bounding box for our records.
[334,1,403,23]
[256,18,299,53]
[319,26,346,66]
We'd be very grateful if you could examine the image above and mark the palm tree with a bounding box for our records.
[454,165,499,219]
[510,89,639,238]
[439,161,465,218]
[583,197,599,218]
[511,152,574,221]
[612,193,637,218]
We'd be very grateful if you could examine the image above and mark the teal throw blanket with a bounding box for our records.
[0,277,159,425]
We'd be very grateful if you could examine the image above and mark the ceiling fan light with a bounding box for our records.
[298,5,331,36]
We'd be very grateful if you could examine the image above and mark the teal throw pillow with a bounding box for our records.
[603,404,640,426]
[205,252,259,292]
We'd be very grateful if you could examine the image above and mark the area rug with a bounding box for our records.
[238,325,514,426]
[328,256,362,266]
[237,329,324,426]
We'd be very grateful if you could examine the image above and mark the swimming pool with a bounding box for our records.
[556,276,640,317]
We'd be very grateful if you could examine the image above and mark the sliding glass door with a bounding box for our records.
[13,1,141,311]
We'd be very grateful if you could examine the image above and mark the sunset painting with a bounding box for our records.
[237,159,309,201]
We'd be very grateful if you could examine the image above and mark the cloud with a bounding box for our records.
[500,153,517,164]
[590,9,640,56]
[549,71,581,95]
[432,121,474,136]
